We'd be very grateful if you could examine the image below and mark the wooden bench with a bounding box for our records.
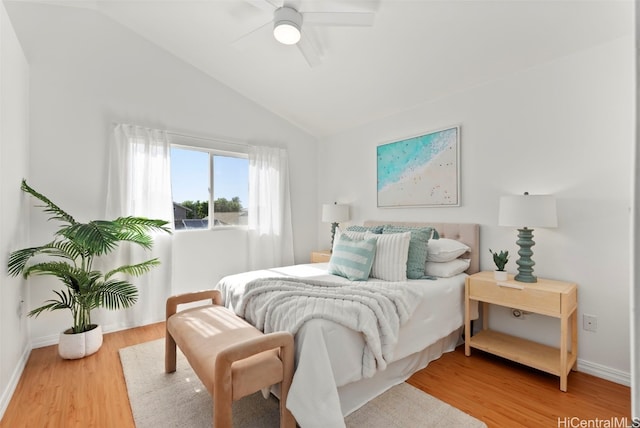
[165,290,296,428]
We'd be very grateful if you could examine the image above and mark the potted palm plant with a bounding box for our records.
[7,180,171,359]
[489,249,509,281]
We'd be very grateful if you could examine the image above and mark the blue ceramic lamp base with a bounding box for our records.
[514,227,537,283]
[329,222,339,252]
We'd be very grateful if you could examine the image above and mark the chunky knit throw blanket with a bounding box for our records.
[234,277,421,377]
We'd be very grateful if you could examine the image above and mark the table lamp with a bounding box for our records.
[322,202,350,251]
[498,192,557,283]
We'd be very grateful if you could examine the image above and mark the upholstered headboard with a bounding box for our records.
[362,221,480,275]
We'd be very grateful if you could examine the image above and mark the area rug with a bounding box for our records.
[119,339,486,427]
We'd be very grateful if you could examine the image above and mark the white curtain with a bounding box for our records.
[248,145,294,270]
[104,123,174,327]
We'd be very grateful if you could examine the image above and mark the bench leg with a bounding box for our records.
[279,340,296,428]
[165,332,177,373]
[213,374,233,428]
[279,395,295,428]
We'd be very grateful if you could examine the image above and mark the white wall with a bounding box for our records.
[5,3,318,345]
[319,36,634,384]
[0,0,30,418]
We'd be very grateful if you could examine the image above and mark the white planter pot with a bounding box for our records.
[58,324,103,359]
[494,270,508,281]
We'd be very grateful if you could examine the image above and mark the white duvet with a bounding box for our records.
[215,263,470,428]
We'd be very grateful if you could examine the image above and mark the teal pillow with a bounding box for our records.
[328,235,377,281]
[346,225,384,234]
[382,225,436,279]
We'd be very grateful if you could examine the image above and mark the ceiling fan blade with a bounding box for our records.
[232,20,273,50]
[297,30,322,67]
[303,12,375,27]
[244,0,278,13]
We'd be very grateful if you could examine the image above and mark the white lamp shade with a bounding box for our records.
[499,194,557,228]
[322,204,350,223]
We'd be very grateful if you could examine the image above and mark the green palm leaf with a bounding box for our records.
[105,258,161,279]
[112,217,171,249]
[8,241,82,276]
[55,240,85,261]
[58,221,120,256]
[115,216,171,234]
[7,247,48,277]
[22,261,77,278]
[21,179,76,225]
[95,279,138,310]
[28,289,74,317]
[115,230,154,250]
[22,262,84,291]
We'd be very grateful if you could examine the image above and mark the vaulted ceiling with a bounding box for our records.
[8,0,633,137]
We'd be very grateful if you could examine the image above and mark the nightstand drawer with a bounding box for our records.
[469,278,560,315]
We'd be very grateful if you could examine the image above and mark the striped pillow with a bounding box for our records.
[382,225,435,279]
[328,235,377,281]
[365,231,411,282]
[332,227,367,252]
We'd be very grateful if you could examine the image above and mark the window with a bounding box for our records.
[170,145,248,230]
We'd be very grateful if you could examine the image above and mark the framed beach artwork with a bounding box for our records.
[377,125,460,207]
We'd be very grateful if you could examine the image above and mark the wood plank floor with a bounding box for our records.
[407,347,631,427]
[0,322,631,428]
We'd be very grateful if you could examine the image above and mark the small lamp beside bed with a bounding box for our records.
[498,192,558,283]
[322,202,350,251]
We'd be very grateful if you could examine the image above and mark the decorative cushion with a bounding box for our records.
[382,225,436,279]
[426,238,471,262]
[332,227,367,252]
[346,225,384,234]
[365,231,411,282]
[424,258,471,278]
[328,234,377,281]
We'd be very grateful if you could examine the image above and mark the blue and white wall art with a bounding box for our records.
[377,125,460,207]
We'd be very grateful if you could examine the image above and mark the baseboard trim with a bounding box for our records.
[30,316,166,349]
[31,333,59,349]
[0,342,31,420]
[577,358,630,386]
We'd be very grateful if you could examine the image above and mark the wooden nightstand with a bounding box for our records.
[464,271,578,391]
[310,250,331,263]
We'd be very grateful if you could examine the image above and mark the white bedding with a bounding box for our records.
[215,263,473,428]
[235,277,421,377]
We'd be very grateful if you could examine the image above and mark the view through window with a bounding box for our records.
[171,146,248,230]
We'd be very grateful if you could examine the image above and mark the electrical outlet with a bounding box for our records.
[511,308,526,320]
[583,314,597,332]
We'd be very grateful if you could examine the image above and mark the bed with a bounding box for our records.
[214,221,479,428]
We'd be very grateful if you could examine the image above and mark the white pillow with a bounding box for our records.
[425,258,471,278]
[426,238,470,262]
[365,231,411,281]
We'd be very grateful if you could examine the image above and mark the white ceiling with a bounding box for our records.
[14,0,634,137]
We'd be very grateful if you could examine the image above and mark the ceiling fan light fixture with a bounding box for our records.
[273,6,302,45]
[274,23,300,45]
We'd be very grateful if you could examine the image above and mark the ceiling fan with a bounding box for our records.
[234,0,376,67]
